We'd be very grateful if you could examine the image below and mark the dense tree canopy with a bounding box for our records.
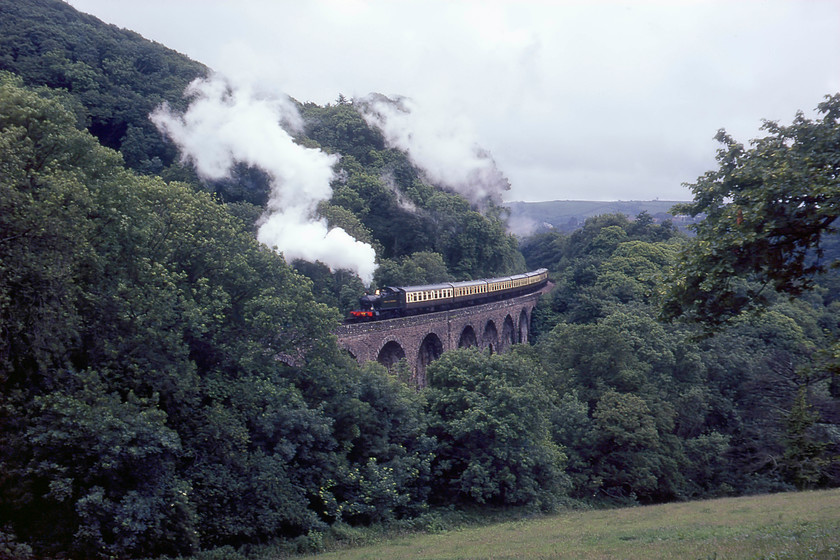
[303,105,526,283]
[525,210,839,502]
[664,94,840,326]
[0,73,436,558]
[424,349,567,508]
[1,0,529,300]
[0,0,207,172]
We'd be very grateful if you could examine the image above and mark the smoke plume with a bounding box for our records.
[357,93,510,207]
[151,75,377,284]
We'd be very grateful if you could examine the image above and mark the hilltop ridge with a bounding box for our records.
[505,199,698,235]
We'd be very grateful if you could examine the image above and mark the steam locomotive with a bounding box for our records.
[348,268,549,321]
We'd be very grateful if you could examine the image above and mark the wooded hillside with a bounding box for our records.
[1,2,838,559]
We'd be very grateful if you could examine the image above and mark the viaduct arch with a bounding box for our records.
[335,290,544,387]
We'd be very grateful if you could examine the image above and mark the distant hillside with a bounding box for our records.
[505,199,697,235]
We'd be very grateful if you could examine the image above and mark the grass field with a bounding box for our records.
[307,489,840,559]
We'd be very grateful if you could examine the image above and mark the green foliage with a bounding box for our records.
[0,75,446,558]
[524,214,683,333]
[783,387,830,489]
[424,350,568,508]
[374,252,454,288]
[0,0,207,171]
[664,94,840,327]
[526,210,840,503]
[656,93,840,493]
[301,102,526,280]
[291,260,367,315]
[426,193,526,278]
[595,240,677,304]
[538,313,689,502]
[0,526,34,560]
[25,375,196,557]
[301,101,387,166]
[587,389,686,502]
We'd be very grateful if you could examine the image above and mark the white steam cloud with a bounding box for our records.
[151,75,377,285]
[357,94,510,207]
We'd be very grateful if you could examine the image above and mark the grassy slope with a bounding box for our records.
[309,489,840,559]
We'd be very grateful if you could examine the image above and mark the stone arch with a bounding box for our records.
[458,325,478,348]
[416,333,444,387]
[482,320,499,354]
[518,309,530,343]
[377,340,405,370]
[500,315,516,351]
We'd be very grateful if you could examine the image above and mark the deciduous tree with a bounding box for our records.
[664,94,840,326]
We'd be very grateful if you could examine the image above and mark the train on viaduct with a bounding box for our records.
[334,287,547,387]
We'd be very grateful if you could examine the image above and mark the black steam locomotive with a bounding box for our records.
[348,268,549,321]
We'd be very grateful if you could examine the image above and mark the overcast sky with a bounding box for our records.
[67,0,840,202]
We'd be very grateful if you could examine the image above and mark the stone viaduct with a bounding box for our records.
[334,288,547,387]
